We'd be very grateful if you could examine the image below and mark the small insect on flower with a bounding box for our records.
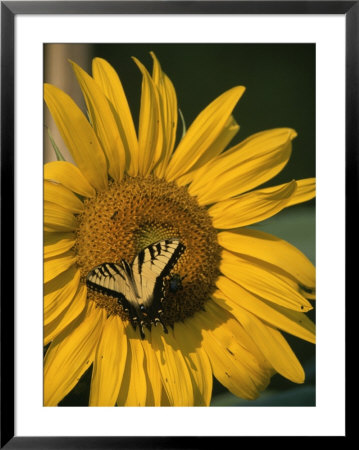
[110,211,118,220]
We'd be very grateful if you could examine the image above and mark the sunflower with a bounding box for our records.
[44,52,316,407]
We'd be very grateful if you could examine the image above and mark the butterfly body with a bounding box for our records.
[86,239,185,338]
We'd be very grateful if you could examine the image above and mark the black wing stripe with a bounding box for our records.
[137,249,145,274]
[149,245,155,260]
[98,266,106,277]
[121,260,133,279]
[121,259,140,298]
[104,264,114,276]
[161,242,185,277]
[87,279,127,300]
[146,241,185,318]
[109,263,126,280]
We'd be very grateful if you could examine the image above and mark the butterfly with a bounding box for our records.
[86,238,186,339]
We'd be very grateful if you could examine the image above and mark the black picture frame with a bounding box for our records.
[1,1,353,447]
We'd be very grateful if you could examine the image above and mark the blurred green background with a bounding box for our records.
[44,43,315,407]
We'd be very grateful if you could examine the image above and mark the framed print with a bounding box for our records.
[1,1,353,446]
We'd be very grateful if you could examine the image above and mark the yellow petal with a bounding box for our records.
[132,57,163,177]
[141,336,162,406]
[189,128,295,205]
[123,337,147,407]
[206,301,274,391]
[161,387,171,406]
[44,84,108,191]
[90,316,128,406]
[44,201,77,232]
[44,264,78,293]
[258,263,316,303]
[44,161,95,198]
[44,266,79,302]
[173,321,213,406]
[224,302,305,383]
[176,116,239,186]
[44,303,106,406]
[193,304,270,399]
[92,57,138,173]
[71,61,126,182]
[150,326,194,406]
[44,284,87,346]
[261,298,316,339]
[193,115,240,172]
[150,52,178,178]
[162,74,177,149]
[166,86,245,182]
[220,250,312,312]
[150,51,163,86]
[257,178,316,208]
[44,268,81,325]
[218,228,315,289]
[215,278,315,343]
[204,301,270,370]
[44,180,84,213]
[44,232,76,258]
[265,325,305,382]
[209,180,297,228]
[154,75,178,176]
[44,251,77,284]
[117,325,147,406]
[287,178,316,207]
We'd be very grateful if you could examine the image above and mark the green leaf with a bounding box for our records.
[178,108,186,140]
[46,126,66,161]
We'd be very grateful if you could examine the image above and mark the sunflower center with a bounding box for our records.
[75,176,221,336]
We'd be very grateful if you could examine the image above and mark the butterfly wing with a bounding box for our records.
[86,262,139,316]
[132,238,186,314]
[86,238,186,338]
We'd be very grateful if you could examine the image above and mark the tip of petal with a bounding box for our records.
[289,129,298,140]
[131,56,141,66]
[231,85,246,97]
[92,56,105,64]
[44,83,58,94]
[131,56,150,77]
[68,59,87,79]
[67,58,76,68]
[68,59,83,74]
